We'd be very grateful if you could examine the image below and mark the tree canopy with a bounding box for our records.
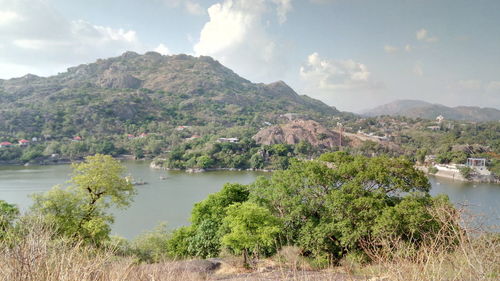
[31,154,135,244]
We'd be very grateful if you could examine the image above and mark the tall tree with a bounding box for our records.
[31,154,135,244]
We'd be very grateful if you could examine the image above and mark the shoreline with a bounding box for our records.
[416,165,499,184]
[149,161,273,173]
[0,154,139,167]
[2,157,497,184]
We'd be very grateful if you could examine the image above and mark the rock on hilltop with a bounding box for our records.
[253,120,341,148]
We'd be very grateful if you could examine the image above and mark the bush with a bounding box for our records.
[130,223,170,263]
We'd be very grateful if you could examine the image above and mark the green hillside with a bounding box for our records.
[0,52,337,138]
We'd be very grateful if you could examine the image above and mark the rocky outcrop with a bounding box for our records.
[253,119,341,148]
[98,72,142,89]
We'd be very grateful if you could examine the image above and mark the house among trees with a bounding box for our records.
[466,158,486,167]
[217,137,239,143]
[73,136,82,141]
[18,139,30,146]
[0,141,13,148]
[425,155,437,163]
[127,134,136,139]
[436,115,445,124]
[139,133,148,138]
[176,125,191,131]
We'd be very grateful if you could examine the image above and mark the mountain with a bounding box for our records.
[0,52,337,137]
[363,100,500,122]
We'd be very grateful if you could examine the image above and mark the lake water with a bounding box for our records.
[0,161,498,239]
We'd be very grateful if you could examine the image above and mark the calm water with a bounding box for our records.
[0,161,498,238]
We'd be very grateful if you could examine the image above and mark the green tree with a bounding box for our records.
[250,152,437,262]
[0,200,19,239]
[167,226,194,258]
[187,183,250,258]
[458,166,474,179]
[196,155,214,169]
[221,202,281,266]
[31,154,135,244]
[249,152,265,169]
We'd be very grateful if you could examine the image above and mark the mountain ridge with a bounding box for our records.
[363,99,500,122]
[0,51,338,137]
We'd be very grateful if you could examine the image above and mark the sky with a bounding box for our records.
[0,0,499,112]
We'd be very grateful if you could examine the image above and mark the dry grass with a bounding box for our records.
[1,207,498,281]
[360,204,500,281]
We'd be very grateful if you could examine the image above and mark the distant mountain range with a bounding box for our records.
[362,100,500,122]
[0,52,337,137]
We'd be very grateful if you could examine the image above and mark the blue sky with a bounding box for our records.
[0,0,499,112]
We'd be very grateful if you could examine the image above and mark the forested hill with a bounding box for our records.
[363,99,500,122]
[0,51,337,137]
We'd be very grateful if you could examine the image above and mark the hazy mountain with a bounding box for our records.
[363,100,500,122]
[0,52,337,137]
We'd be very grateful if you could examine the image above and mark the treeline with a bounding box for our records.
[153,137,320,171]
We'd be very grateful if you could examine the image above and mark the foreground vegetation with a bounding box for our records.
[1,153,498,280]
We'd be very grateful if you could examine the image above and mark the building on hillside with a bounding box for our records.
[139,133,148,138]
[18,139,30,146]
[176,125,191,131]
[217,137,239,143]
[466,158,486,167]
[72,136,82,141]
[0,141,13,148]
[425,155,437,163]
[427,125,440,131]
[436,115,445,124]
[127,134,136,139]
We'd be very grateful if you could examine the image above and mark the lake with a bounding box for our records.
[0,161,498,239]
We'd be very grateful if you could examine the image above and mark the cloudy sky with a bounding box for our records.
[0,0,499,112]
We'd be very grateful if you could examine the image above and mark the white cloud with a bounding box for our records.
[162,0,205,15]
[0,10,22,25]
[413,62,423,76]
[486,81,500,93]
[416,28,438,43]
[416,29,427,40]
[185,1,205,15]
[193,0,289,82]
[384,45,399,54]
[272,0,292,24]
[299,52,385,111]
[309,0,336,3]
[154,43,170,55]
[457,79,482,91]
[452,79,500,94]
[0,0,160,79]
[300,52,375,91]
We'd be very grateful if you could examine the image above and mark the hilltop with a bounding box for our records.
[363,99,500,122]
[253,120,341,149]
[0,52,337,137]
